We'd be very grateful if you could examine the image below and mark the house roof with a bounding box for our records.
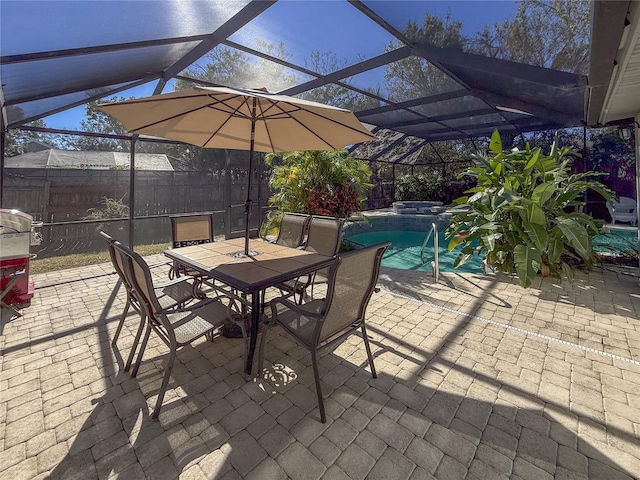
[5,149,175,171]
[587,0,640,126]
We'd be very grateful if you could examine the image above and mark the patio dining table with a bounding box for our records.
[164,237,335,377]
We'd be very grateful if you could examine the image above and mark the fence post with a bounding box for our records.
[42,181,51,245]
[224,152,232,239]
[128,136,136,248]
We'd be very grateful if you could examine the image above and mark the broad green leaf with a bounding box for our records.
[503,177,513,192]
[538,155,558,173]
[489,130,502,153]
[547,233,563,264]
[531,183,555,206]
[556,217,590,258]
[556,190,581,205]
[524,150,540,170]
[550,134,558,157]
[482,233,502,251]
[504,231,519,247]
[520,203,546,225]
[448,234,466,251]
[480,222,499,231]
[561,261,574,283]
[522,218,548,251]
[468,191,488,203]
[514,245,542,288]
[453,252,474,267]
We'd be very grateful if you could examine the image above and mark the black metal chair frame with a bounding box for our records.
[99,231,200,371]
[278,215,345,304]
[261,241,390,422]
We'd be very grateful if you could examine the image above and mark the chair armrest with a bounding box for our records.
[270,296,324,320]
[164,295,241,322]
[167,296,220,313]
[148,260,173,270]
[155,276,195,289]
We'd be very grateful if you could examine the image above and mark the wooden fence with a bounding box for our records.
[3,167,394,258]
[3,168,272,258]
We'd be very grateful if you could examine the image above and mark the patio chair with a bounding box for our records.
[607,196,637,225]
[260,242,390,422]
[169,213,215,279]
[274,212,311,248]
[99,231,200,371]
[277,215,345,303]
[112,240,242,419]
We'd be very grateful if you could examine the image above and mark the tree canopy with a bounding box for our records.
[470,0,590,74]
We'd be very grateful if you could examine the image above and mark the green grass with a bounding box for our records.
[30,242,171,274]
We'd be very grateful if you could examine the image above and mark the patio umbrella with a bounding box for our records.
[99,86,376,256]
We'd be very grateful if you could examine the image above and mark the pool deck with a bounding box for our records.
[1,255,639,479]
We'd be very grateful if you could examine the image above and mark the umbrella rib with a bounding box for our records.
[255,100,277,153]
[125,94,251,134]
[127,103,211,133]
[202,95,254,147]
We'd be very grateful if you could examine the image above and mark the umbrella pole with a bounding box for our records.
[245,99,258,256]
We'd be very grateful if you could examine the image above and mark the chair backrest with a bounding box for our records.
[170,214,215,248]
[304,215,345,257]
[111,241,163,322]
[616,196,636,213]
[99,231,136,298]
[317,242,390,342]
[275,213,311,248]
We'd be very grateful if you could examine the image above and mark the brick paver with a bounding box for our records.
[1,255,639,479]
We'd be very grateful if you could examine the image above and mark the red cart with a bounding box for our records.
[1,209,42,315]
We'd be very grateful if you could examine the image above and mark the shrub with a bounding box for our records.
[83,196,129,220]
[394,170,448,202]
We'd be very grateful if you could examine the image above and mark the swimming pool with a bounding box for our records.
[346,225,638,274]
[346,229,483,273]
[594,227,638,254]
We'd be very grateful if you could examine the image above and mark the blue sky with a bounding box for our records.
[3,1,519,130]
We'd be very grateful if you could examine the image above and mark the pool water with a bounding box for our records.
[593,227,638,254]
[347,227,639,274]
[347,230,483,273]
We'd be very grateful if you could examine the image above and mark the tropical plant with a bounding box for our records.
[445,130,614,288]
[263,150,373,233]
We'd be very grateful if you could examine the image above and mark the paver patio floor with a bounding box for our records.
[1,256,639,479]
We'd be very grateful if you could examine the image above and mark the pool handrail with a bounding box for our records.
[420,223,440,282]
[433,223,439,283]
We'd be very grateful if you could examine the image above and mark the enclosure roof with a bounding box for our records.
[1,1,589,164]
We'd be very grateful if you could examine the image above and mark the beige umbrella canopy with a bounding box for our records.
[99,86,376,255]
